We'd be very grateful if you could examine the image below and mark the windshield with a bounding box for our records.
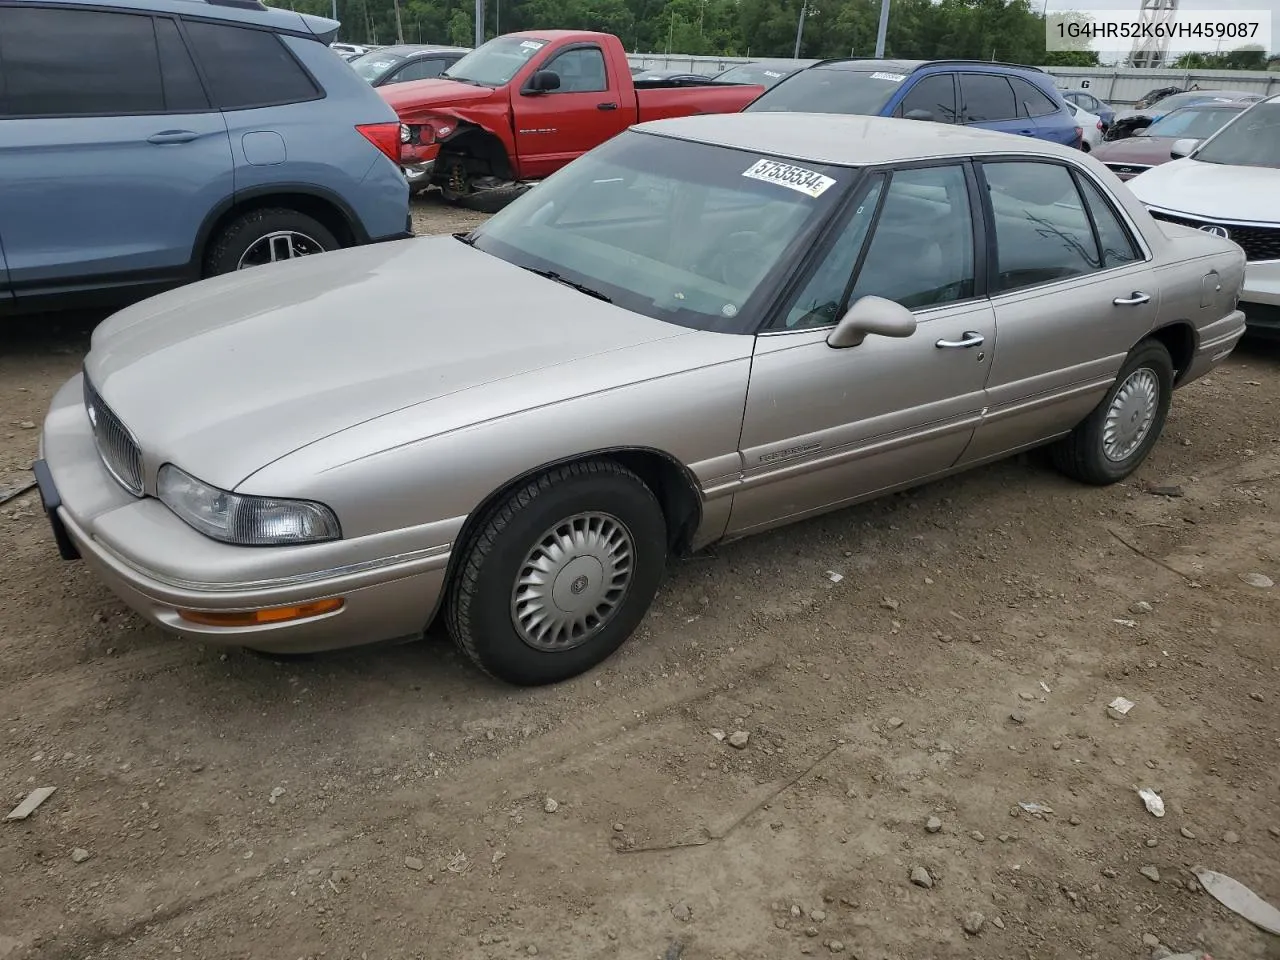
[469,131,849,331]
[442,35,547,86]
[716,64,793,87]
[1194,102,1280,169]
[349,52,403,81]
[1144,105,1240,139]
[746,67,905,114]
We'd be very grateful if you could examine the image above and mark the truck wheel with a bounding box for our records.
[438,153,527,213]
[204,208,338,276]
[446,460,668,686]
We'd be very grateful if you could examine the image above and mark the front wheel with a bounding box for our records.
[1051,340,1174,485]
[446,460,668,686]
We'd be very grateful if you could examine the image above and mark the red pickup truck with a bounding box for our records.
[380,30,764,210]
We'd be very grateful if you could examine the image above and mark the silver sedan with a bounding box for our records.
[36,114,1247,685]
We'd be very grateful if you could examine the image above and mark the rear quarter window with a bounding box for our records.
[1009,76,1059,118]
[183,20,320,110]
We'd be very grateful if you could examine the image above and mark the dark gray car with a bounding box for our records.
[349,44,470,87]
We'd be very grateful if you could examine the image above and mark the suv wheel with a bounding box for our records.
[204,208,338,276]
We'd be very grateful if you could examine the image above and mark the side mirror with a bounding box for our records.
[904,108,936,122]
[827,296,916,349]
[1170,137,1199,159]
[527,70,561,93]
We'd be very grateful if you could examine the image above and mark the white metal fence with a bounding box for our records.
[624,54,1280,105]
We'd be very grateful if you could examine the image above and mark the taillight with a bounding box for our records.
[1096,120,1103,130]
[1074,126,1083,145]
[356,121,401,165]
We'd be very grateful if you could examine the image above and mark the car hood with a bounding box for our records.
[1092,136,1178,165]
[1127,158,1280,222]
[84,237,691,492]
[379,77,497,119]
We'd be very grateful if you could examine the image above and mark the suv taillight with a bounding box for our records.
[356,122,401,165]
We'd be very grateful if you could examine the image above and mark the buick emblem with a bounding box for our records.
[570,575,589,595]
[1198,224,1230,239]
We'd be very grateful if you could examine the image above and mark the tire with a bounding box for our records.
[1051,340,1174,485]
[203,208,339,277]
[446,460,668,686]
[457,183,529,214]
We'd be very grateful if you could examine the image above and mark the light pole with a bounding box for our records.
[474,0,484,46]
[873,0,890,57]
[794,1,816,58]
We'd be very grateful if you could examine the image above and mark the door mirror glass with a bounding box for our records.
[1170,137,1199,159]
[527,69,561,93]
[827,296,917,348]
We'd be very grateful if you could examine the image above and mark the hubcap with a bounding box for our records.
[511,512,634,652]
[1103,367,1159,462]
[237,231,325,270]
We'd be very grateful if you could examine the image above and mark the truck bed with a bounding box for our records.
[635,84,763,124]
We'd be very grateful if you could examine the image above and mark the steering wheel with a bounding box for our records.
[701,231,772,289]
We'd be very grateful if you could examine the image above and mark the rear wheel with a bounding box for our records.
[1051,340,1174,485]
[204,208,338,277]
[446,460,668,686]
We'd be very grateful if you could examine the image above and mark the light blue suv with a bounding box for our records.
[0,0,411,315]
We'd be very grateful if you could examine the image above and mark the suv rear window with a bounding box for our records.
[0,7,165,116]
[184,20,319,110]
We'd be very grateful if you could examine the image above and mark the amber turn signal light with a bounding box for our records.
[177,597,344,627]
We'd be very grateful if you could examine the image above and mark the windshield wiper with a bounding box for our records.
[520,266,613,303]
[453,231,476,246]
[440,73,489,86]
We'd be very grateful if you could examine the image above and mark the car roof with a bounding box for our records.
[636,113,1083,167]
[367,44,470,56]
[11,0,337,34]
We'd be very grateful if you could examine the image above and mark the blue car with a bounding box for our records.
[0,0,411,315]
[745,58,1082,148]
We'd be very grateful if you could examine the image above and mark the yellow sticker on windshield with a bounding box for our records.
[742,159,836,198]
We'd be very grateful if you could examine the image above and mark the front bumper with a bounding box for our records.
[1242,258,1280,337]
[37,374,458,654]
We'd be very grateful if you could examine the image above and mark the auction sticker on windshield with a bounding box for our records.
[742,159,836,198]
[870,71,907,82]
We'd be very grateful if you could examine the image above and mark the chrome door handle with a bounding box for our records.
[935,331,985,348]
[1113,291,1151,306]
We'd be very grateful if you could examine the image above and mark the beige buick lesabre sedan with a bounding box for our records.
[37,114,1246,685]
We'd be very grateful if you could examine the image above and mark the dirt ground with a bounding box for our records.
[2,195,1278,960]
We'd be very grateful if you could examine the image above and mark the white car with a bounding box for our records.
[1127,95,1280,338]
[1068,101,1104,152]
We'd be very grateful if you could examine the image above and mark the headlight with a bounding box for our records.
[157,465,340,546]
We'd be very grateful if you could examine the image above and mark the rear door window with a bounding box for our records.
[390,57,448,83]
[0,7,164,117]
[183,20,320,109]
[155,17,209,111]
[958,73,1018,123]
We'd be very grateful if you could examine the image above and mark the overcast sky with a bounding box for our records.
[1042,0,1279,60]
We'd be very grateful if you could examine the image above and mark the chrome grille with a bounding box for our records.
[83,377,144,496]
[1104,162,1150,178]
